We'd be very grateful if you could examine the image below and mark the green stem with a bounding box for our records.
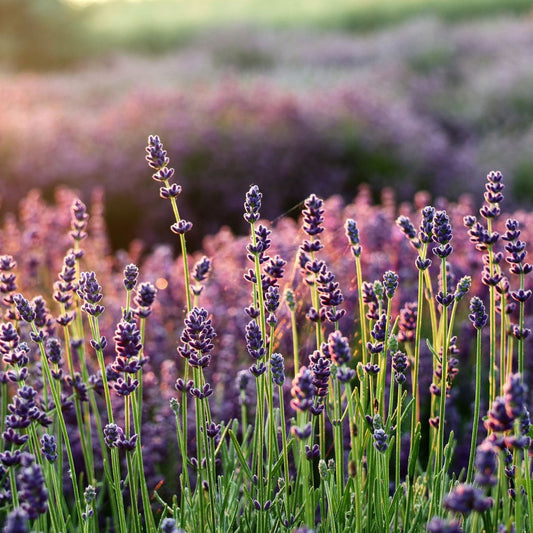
[32,325,84,526]
[87,316,128,533]
[466,328,482,484]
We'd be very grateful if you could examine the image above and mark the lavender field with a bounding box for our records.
[2,14,533,249]
[1,2,533,532]
[0,135,531,532]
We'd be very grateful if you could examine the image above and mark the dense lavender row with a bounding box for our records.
[2,16,533,249]
[0,137,532,531]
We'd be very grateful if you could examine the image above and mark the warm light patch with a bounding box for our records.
[156,277,168,290]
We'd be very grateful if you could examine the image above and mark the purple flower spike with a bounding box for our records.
[327,330,351,366]
[145,135,170,171]
[443,484,493,515]
[290,367,316,412]
[77,271,104,317]
[180,307,216,357]
[270,353,285,386]
[469,296,487,329]
[419,206,435,244]
[13,294,36,323]
[503,373,527,420]
[383,270,399,299]
[310,350,330,398]
[345,218,363,256]
[104,423,123,448]
[302,194,325,237]
[70,199,89,242]
[18,462,48,519]
[474,440,498,487]
[432,210,453,258]
[4,508,30,533]
[398,302,417,342]
[426,517,463,533]
[40,434,58,462]
[123,264,139,291]
[245,320,265,360]
[373,428,388,452]
[193,256,212,283]
[396,215,421,250]
[244,185,262,224]
[392,351,408,385]
[114,319,142,359]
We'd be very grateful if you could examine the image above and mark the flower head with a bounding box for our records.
[244,185,262,224]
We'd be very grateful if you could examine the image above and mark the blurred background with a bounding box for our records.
[1,0,533,251]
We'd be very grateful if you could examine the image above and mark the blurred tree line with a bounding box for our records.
[0,0,86,70]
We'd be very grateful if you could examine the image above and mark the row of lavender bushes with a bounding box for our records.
[0,80,482,251]
[0,136,532,532]
[4,15,533,251]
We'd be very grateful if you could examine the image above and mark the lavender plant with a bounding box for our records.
[0,138,531,533]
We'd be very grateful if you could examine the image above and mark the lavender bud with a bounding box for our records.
[426,516,463,533]
[503,373,527,419]
[419,206,435,244]
[145,135,169,170]
[454,276,471,302]
[245,320,265,360]
[171,220,193,234]
[123,264,139,291]
[392,351,408,385]
[290,423,312,440]
[244,185,262,224]
[70,199,89,242]
[13,294,35,323]
[443,484,493,514]
[327,330,351,366]
[270,353,285,386]
[305,444,320,459]
[474,440,498,488]
[383,271,399,299]
[18,462,48,519]
[396,215,421,250]
[290,367,316,412]
[302,194,324,237]
[4,508,30,533]
[104,423,123,448]
[345,218,362,256]
[40,434,57,462]
[469,297,487,329]
[160,183,182,199]
[193,256,211,283]
[373,428,388,452]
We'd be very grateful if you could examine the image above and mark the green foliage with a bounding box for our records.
[80,0,533,56]
[0,0,88,69]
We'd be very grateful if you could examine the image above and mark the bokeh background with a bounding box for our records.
[1,0,533,251]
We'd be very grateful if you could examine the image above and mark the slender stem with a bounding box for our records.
[395,384,403,491]
[466,328,482,484]
[32,325,84,526]
[87,315,128,532]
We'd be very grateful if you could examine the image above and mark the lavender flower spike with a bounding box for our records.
[345,218,362,256]
[3,508,30,533]
[270,353,285,386]
[123,263,139,291]
[327,330,351,366]
[432,210,453,258]
[145,135,170,171]
[13,294,36,323]
[244,185,262,224]
[290,366,317,412]
[469,296,487,329]
[302,194,325,237]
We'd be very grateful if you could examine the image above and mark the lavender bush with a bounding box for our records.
[0,136,532,532]
[3,15,533,250]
